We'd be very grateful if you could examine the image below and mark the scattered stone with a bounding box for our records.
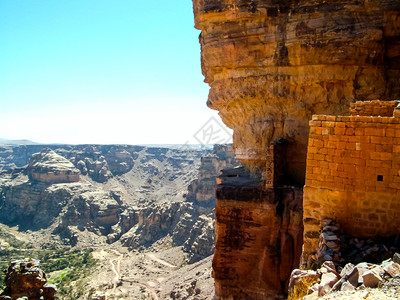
[318,272,339,296]
[340,281,356,292]
[362,266,384,288]
[382,261,400,277]
[356,262,376,285]
[297,219,400,299]
[340,263,359,287]
[321,261,339,276]
[393,252,400,264]
[308,220,400,269]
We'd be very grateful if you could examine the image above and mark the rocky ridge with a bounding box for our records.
[0,144,236,264]
[27,149,80,183]
[119,144,239,263]
[0,145,206,242]
[0,144,239,299]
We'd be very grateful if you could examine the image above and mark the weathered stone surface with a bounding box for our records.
[0,259,56,300]
[193,0,400,184]
[187,144,239,205]
[362,266,384,288]
[27,148,80,183]
[382,261,400,277]
[318,272,339,296]
[288,269,319,296]
[302,104,400,264]
[193,1,400,298]
[212,170,303,299]
[340,281,356,292]
[393,252,400,264]
[340,263,359,287]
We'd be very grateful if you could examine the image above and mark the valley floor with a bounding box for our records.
[0,224,214,300]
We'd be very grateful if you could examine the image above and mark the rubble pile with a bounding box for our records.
[290,254,400,298]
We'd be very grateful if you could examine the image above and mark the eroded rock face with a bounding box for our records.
[193,0,400,183]
[0,259,56,300]
[213,168,303,299]
[120,202,216,263]
[193,1,400,299]
[187,144,240,205]
[27,148,80,183]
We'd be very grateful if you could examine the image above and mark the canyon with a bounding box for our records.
[0,143,239,299]
[192,0,400,299]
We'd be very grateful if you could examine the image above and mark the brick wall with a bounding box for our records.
[302,101,400,266]
[350,100,397,117]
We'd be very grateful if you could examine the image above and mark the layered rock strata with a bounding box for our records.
[192,1,400,299]
[27,148,80,183]
[213,167,303,299]
[187,144,239,205]
[193,0,400,183]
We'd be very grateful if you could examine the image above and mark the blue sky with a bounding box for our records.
[0,0,232,144]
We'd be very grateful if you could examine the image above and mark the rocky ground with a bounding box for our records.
[289,219,400,300]
[0,143,239,299]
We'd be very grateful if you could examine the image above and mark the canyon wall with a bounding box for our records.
[187,144,239,205]
[214,168,303,299]
[192,0,400,299]
[193,0,400,183]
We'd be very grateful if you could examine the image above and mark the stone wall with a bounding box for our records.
[350,100,397,117]
[302,101,400,266]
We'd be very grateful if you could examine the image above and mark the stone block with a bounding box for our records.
[393,253,400,264]
[340,263,359,287]
[382,262,400,277]
[362,266,384,288]
[318,272,339,296]
[341,281,356,292]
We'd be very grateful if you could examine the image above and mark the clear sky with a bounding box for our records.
[0,0,232,145]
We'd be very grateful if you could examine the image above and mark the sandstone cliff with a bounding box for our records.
[27,148,80,183]
[187,144,239,205]
[0,144,236,264]
[192,1,400,299]
[193,0,400,183]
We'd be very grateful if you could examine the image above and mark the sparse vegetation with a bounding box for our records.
[287,275,319,300]
[0,230,97,298]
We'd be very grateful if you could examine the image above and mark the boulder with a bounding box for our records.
[340,281,356,292]
[0,259,56,300]
[382,261,400,278]
[393,253,400,264]
[362,266,384,288]
[340,263,359,287]
[288,269,319,295]
[318,272,340,296]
